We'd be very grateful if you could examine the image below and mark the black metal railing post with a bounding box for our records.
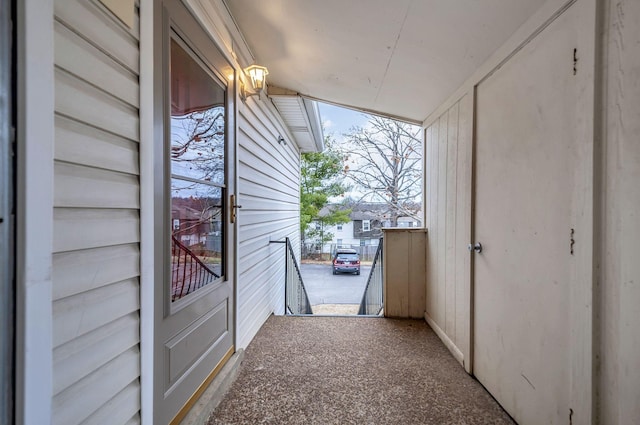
[358,237,384,315]
[271,238,313,315]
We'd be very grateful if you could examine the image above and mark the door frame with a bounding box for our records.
[469,0,596,422]
[1,0,15,423]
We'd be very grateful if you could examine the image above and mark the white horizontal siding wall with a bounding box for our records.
[237,98,301,349]
[52,1,141,424]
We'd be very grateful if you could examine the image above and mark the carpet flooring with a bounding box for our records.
[207,316,515,425]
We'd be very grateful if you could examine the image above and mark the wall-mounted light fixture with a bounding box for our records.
[277,135,286,146]
[240,64,269,102]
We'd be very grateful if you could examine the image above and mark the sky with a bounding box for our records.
[317,102,370,144]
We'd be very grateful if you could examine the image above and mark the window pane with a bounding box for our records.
[171,178,223,301]
[170,39,225,185]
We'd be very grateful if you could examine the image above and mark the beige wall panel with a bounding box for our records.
[424,97,472,369]
[384,231,409,317]
[408,231,427,318]
[436,113,448,325]
[424,126,433,315]
[445,103,459,336]
[55,116,139,175]
[455,93,473,371]
[601,0,640,423]
[384,229,426,319]
[428,119,440,320]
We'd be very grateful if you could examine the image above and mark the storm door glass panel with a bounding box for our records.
[170,37,226,302]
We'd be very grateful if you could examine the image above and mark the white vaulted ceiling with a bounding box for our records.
[223,0,548,123]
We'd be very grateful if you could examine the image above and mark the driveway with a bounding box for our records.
[300,263,371,305]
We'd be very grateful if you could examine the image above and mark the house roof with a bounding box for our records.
[223,0,547,123]
[318,202,421,221]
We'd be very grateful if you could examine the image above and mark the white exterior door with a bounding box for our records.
[154,2,236,423]
[473,5,580,424]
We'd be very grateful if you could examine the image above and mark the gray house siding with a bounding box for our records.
[237,99,300,349]
[52,1,141,424]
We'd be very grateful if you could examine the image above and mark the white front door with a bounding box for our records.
[473,4,581,424]
[154,2,236,423]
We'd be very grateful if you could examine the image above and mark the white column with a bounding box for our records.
[15,0,54,423]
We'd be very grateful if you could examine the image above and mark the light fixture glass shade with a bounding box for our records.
[245,65,269,91]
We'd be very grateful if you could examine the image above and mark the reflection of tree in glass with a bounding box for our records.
[171,183,222,238]
[171,106,225,183]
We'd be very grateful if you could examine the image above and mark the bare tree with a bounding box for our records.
[339,116,422,227]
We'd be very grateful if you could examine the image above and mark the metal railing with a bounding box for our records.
[273,238,313,315]
[358,238,384,315]
[171,235,220,301]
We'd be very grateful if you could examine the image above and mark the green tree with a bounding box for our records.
[300,139,350,244]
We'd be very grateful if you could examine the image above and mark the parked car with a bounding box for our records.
[332,249,361,275]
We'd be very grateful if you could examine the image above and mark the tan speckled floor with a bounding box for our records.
[208,316,514,425]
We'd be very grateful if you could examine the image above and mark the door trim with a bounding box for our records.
[1,0,15,423]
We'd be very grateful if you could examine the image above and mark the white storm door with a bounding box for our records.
[154,1,236,423]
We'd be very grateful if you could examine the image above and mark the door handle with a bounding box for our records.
[230,194,242,224]
[468,242,482,254]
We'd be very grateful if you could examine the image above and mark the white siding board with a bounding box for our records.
[54,162,139,209]
[53,208,139,253]
[53,313,139,395]
[124,414,141,425]
[54,20,139,108]
[239,179,298,204]
[455,94,473,365]
[55,68,138,142]
[238,261,284,346]
[238,250,283,293]
[239,218,298,244]
[238,145,298,192]
[55,115,139,175]
[52,278,139,348]
[237,97,300,350]
[52,244,139,301]
[240,104,300,170]
[54,0,139,72]
[425,97,473,369]
[52,0,141,423]
[437,114,448,326]
[445,104,459,336]
[83,380,141,425]
[239,210,299,226]
[52,347,140,425]
[238,126,299,186]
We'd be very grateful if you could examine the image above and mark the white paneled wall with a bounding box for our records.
[424,94,473,371]
[52,1,140,424]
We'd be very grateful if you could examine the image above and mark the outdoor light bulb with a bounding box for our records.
[245,65,269,90]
